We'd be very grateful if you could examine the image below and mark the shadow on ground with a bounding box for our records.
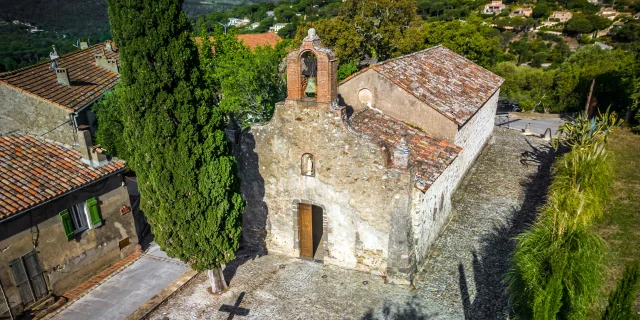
[458,137,557,319]
[362,296,437,320]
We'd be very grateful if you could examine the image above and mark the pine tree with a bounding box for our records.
[602,263,640,320]
[106,0,244,293]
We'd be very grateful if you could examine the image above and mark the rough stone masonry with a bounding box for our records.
[231,29,504,284]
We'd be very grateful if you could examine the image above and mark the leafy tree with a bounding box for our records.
[602,263,640,320]
[201,28,287,126]
[277,23,298,38]
[338,0,424,62]
[93,88,127,160]
[533,3,551,19]
[612,20,640,43]
[106,0,244,293]
[294,19,364,64]
[423,18,504,67]
[566,14,595,35]
[337,60,359,82]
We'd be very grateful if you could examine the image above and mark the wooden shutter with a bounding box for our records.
[22,251,48,300]
[59,209,74,241]
[9,258,34,305]
[87,197,102,228]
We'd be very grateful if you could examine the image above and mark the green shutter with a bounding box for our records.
[87,197,102,228]
[59,209,74,241]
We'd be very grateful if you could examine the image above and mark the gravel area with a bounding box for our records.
[147,128,554,320]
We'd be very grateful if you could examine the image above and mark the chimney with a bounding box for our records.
[55,68,71,86]
[225,112,242,145]
[105,40,115,52]
[77,125,107,167]
[95,51,119,74]
[80,41,89,50]
[393,138,411,169]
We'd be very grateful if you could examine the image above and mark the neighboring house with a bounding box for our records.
[598,6,619,20]
[232,29,503,284]
[269,23,288,33]
[0,42,119,146]
[549,11,573,22]
[483,1,507,14]
[510,7,533,17]
[228,17,241,26]
[0,129,137,316]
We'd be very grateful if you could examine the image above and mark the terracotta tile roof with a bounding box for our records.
[0,133,125,219]
[195,33,282,51]
[0,44,119,112]
[237,33,282,49]
[371,46,504,126]
[348,108,461,192]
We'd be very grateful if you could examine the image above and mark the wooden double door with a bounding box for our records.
[298,203,324,260]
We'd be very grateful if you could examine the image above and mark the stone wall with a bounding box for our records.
[337,69,458,142]
[235,101,413,279]
[0,84,76,145]
[0,173,137,315]
[410,89,499,267]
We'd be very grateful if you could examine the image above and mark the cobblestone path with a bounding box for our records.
[148,128,554,320]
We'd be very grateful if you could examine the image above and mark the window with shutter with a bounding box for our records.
[86,197,102,228]
[59,209,74,241]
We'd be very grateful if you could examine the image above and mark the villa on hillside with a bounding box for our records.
[549,11,573,22]
[483,1,507,14]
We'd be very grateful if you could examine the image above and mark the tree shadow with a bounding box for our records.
[458,137,558,319]
[224,130,268,284]
[361,296,437,320]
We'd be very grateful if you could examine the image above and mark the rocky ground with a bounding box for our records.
[148,128,555,320]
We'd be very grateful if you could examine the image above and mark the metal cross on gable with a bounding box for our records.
[219,292,250,320]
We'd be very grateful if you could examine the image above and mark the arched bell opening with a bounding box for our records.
[300,51,318,101]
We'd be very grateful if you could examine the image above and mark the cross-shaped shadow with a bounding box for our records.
[219,292,250,320]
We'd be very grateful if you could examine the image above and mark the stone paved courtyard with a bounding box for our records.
[148,128,555,320]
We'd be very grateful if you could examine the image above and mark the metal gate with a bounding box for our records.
[9,251,48,306]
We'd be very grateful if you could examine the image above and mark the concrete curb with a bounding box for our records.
[39,252,142,320]
[125,269,199,320]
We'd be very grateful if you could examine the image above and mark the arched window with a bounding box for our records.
[300,51,318,99]
[301,153,315,177]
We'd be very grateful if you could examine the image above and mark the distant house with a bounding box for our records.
[235,17,251,27]
[483,1,507,14]
[0,42,119,146]
[597,7,619,20]
[266,11,275,18]
[228,17,241,26]
[549,11,573,22]
[634,12,640,19]
[594,42,613,50]
[0,131,137,316]
[250,22,261,30]
[510,7,533,17]
[269,23,289,33]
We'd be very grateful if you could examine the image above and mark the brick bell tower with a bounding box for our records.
[286,28,338,107]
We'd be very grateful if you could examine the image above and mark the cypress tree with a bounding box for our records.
[106,0,244,293]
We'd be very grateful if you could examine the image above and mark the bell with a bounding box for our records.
[305,77,317,96]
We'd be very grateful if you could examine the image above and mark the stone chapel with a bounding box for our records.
[231,29,504,283]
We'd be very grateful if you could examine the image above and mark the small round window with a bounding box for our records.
[358,88,373,107]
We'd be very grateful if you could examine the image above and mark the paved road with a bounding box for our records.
[495,114,566,137]
[53,243,188,320]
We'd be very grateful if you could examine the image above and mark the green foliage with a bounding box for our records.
[508,110,620,319]
[612,20,640,43]
[602,263,640,320]
[509,221,605,320]
[337,61,359,82]
[106,0,244,272]
[93,88,128,160]
[200,27,286,126]
[422,18,505,68]
[492,62,554,112]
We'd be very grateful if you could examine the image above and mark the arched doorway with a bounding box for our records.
[298,203,324,261]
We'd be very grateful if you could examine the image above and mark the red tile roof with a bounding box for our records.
[370,46,504,126]
[348,108,462,192]
[0,133,125,219]
[0,44,119,112]
[237,33,282,49]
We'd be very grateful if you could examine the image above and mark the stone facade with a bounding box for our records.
[234,29,502,284]
[0,174,138,316]
[0,85,76,145]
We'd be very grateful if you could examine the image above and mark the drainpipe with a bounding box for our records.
[0,279,14,320]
